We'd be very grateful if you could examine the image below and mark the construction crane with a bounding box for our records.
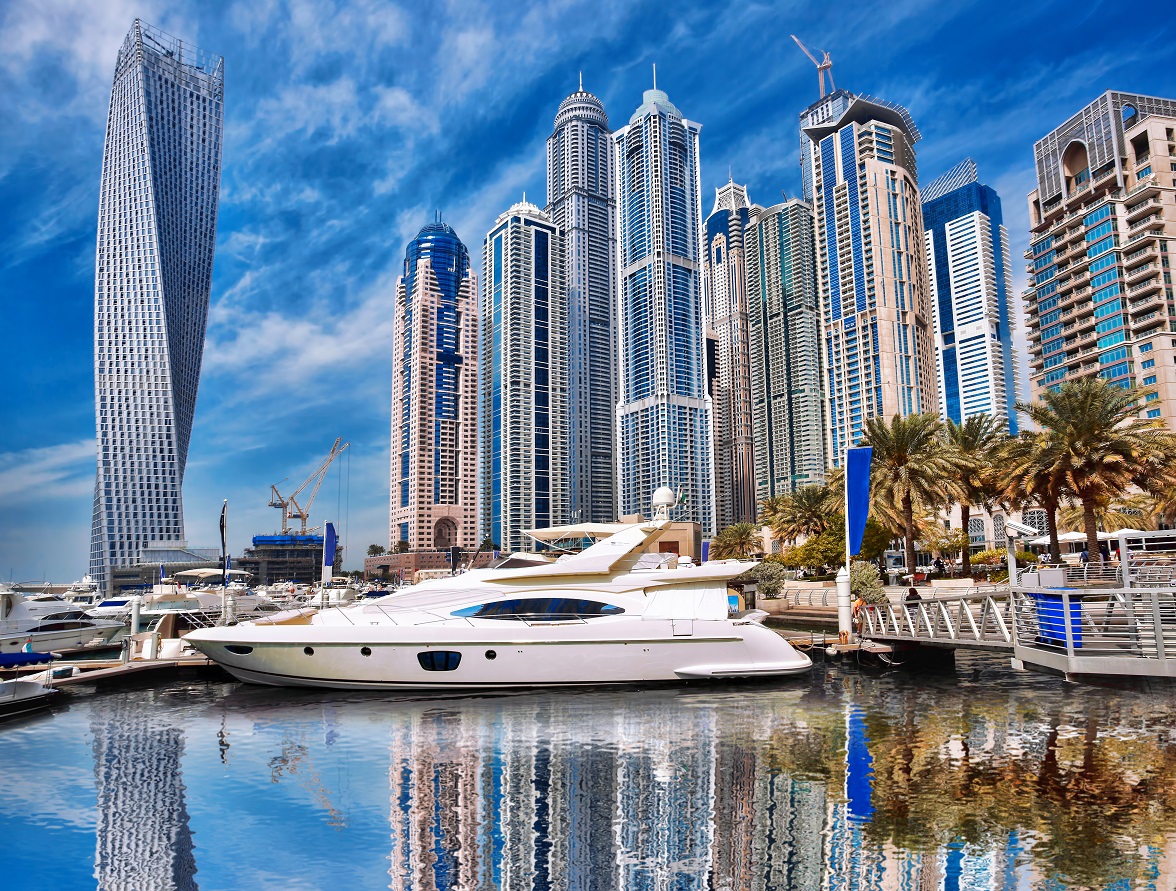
[791,34,835,98]
[269,438,349,535]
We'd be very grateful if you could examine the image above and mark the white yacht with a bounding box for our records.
[0,587,125,653]
[186,507,812,690]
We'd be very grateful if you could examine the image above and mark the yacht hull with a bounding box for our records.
[188,621,811,690]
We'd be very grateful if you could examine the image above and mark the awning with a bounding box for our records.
[172,568,251,578]
[0,652,55,668]
[523,522,632,543]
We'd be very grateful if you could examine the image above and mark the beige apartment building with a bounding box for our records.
[800,90,938,465]
[1026,91,1176,421]
[389,221,479,552]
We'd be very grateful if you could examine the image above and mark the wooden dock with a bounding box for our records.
[5,656,224,688]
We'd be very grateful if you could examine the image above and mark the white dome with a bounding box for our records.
[651,487,676,509]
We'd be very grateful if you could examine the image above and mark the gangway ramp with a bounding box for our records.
[861,589,1013,650]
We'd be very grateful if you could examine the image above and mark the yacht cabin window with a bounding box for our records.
[452,598,625,621]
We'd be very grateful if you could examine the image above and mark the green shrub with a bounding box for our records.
[971,548,1037,566]
[850,561,887,604]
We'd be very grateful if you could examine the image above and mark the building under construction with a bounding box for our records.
[242,439,349,584]
[237,535,342,585]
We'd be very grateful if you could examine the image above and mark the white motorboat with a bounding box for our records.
[186,511,812,690]
[0,588,125,654]
[0,679,59,720]
[0,652,60,720]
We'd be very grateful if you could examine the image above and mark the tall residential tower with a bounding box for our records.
[390,221,479,552]
[1025,92,1176,421]
[90,20,225,593]
[703,180,757,528]
[922,159,1020,432]
[613,82,714,532]
[745,199,826,498]
[801,90,937,465]
[480,200,568,553]
[545,82,617,524]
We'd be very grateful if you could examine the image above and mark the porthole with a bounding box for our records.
[418,651,462,671]
[361,646,372,657]
[303,646,314,656]
[224,645,252,655]
[485,649,497,660]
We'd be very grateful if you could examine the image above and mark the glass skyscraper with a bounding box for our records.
[745,199,826,498]
[545,82,617,525]
[90,20,224,593]
[390,220,479,552]
[922,159,1020,432]
[703,180,756,528]
[613,84,714,532]
[480,200,567,553]
[800,90,937,466]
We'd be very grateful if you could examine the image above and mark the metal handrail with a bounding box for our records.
[861,592,1015,648]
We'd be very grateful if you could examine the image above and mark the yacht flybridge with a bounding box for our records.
[186,510,812,690]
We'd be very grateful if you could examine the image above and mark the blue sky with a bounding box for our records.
[1,0,1174,582]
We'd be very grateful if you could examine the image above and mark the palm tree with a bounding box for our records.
[757,495,790,546]
[998,432,1066,563]
[1057,492,1157,534]
[1017,377,1176,563]
[762,485,832,545]
[861,413,961,576]
[942,414,1007,576]
[711,523,762,559]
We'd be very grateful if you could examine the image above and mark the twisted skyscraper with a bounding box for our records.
[90,20,224,592]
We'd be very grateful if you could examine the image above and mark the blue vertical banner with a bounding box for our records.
[324,523,337,569]
[846,446,873,557]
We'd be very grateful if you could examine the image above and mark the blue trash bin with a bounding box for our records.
[1035,591,1082,647]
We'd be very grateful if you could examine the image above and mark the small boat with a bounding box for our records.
[0,652,60,721]
[187,496,813,690]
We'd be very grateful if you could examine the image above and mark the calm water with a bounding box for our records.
[4,651,1176,891]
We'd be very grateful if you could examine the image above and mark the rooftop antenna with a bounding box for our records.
[791,34,835,98]
[579,70,583,91]
[652,63,657,90]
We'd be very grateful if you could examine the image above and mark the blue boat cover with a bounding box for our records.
[0,652,55,668]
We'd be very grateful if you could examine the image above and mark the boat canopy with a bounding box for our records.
[524,522,632,543]
[0,652,55,668]
[173,568,251,578]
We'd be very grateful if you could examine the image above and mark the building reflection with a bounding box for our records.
[365,684,1176,891]
[91,698,198,891]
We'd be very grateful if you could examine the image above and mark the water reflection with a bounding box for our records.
[91,695,197,890]
[3,655,1175,890]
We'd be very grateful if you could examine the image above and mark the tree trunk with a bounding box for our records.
[903,492,917,581]
[1082,493,1100,567]
[1046,500,1061,564]
[960,502,972,577]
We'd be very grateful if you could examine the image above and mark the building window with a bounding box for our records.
[968,517,986,549]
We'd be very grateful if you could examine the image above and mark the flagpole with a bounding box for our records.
[838,446,852,642]
[219,500,229,626]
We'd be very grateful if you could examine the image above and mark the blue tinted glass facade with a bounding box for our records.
[614,90,714,533]
[922,176,1019,433]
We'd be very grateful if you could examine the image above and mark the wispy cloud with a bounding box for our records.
[0,439,94,504]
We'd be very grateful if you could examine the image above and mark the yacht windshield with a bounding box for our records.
[452,598,624,621]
